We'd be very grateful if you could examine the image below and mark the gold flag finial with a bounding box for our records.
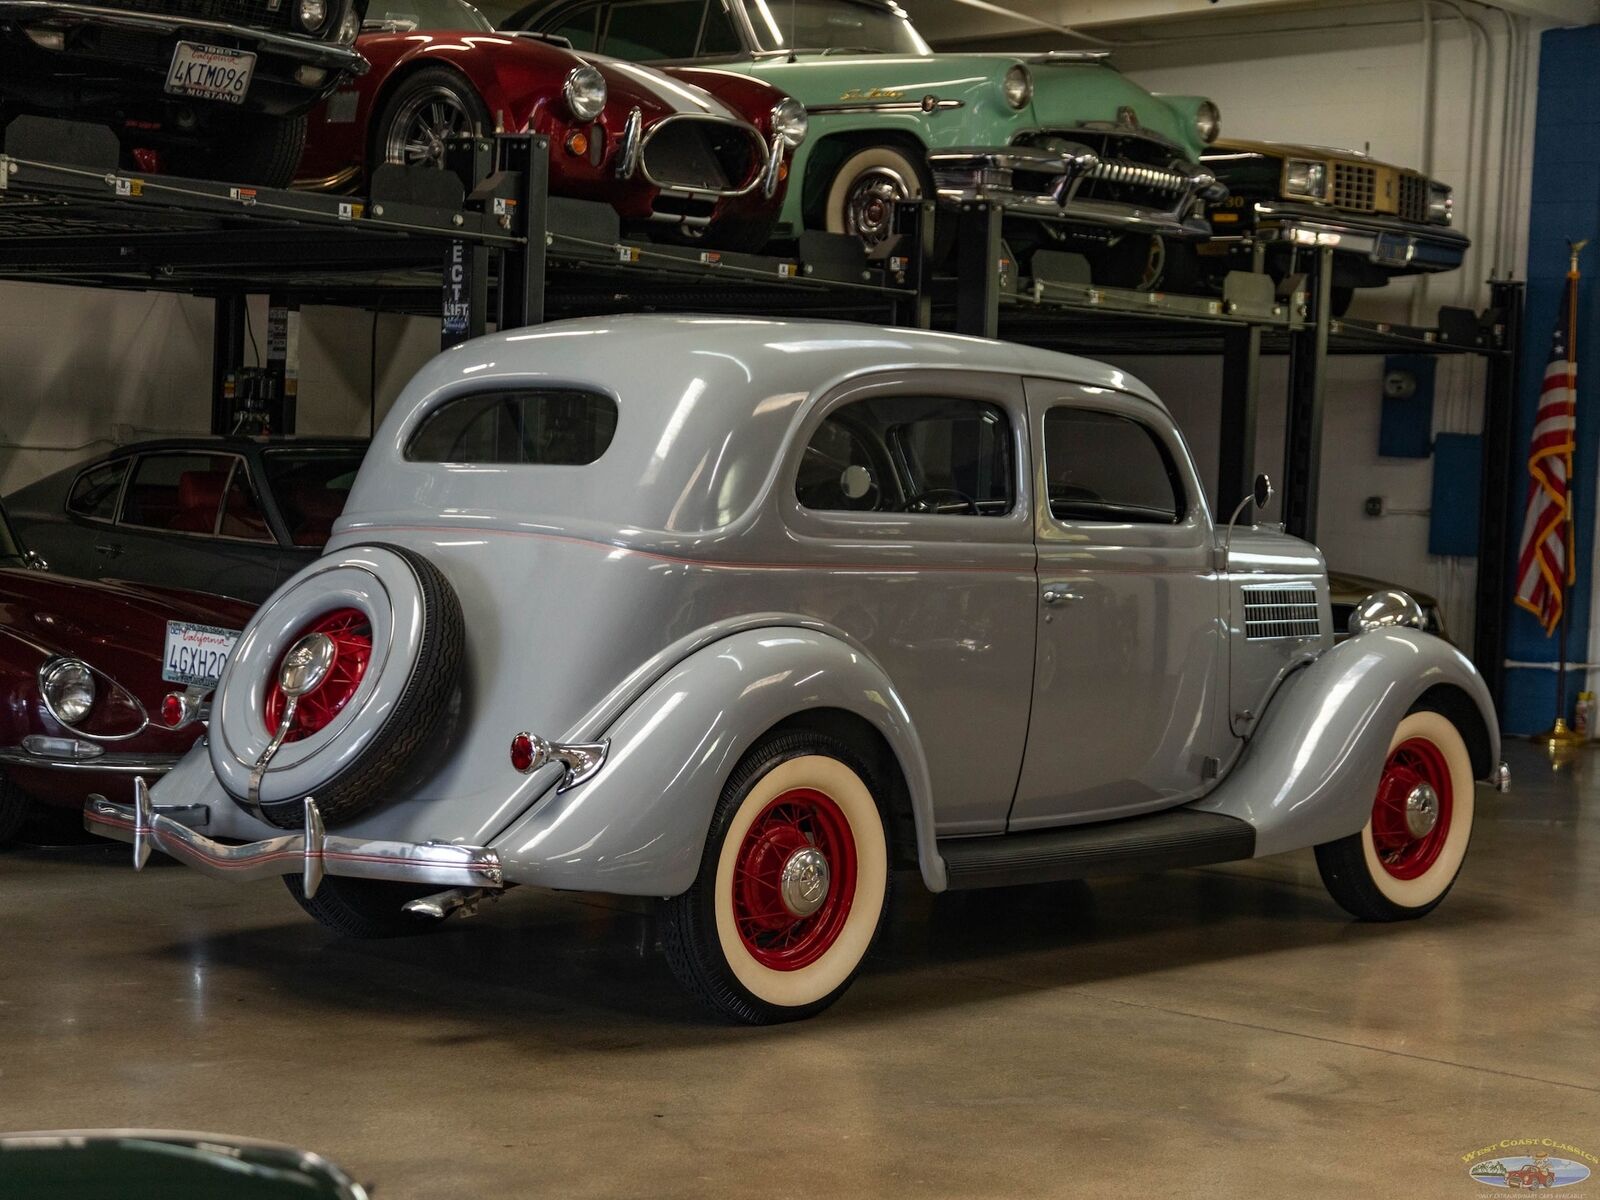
[1568,238,1589,276]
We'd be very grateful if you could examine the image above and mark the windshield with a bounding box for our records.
[365,0,492,32]
[739,0,929,54]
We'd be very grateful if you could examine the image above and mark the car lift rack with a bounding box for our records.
[0,131,1522,699]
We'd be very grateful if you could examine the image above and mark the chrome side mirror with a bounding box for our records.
[1220,473,1275,567]
[24,550,47,571]
[1252,472,1273,511]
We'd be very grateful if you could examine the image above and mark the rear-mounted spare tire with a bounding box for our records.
[209,544,464,830]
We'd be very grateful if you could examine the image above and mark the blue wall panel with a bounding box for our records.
[1503,25,1600,734]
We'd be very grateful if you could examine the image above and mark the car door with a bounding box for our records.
[1009,378,1227,831]
[783,370,1036,835]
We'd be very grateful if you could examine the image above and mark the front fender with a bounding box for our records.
[1189,629,1500,857]
[490,627,943,896]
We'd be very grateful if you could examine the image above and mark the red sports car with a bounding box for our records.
[294,0,806,249]
[0,500,254,846]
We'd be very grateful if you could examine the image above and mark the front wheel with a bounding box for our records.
[168,113,307,188]
[1314,708,1476,921]
[662,731,890,1024]
[371,66,491,172]
[824,144,937,255]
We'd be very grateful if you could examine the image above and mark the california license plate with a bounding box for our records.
[164,42,256,105]
[1372,231,1415,268]
[163,621,242,687]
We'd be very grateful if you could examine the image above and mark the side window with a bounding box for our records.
[546,2,599,48]
[796,395,1014,516]
[1043,408,1183,525]
[220,467,273,542]
[407,389,618,465]
[66,460,128,522]
[699,0,739,53]
[601,0,704,58]
[120,452,238,534]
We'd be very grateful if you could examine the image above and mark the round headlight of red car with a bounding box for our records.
[336,5,359,42]
[40,657,96,726]
[1195,99,1221,144]
[769,97,808,148]
[564,66,606,123]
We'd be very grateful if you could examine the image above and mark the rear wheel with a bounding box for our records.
[1315,708,1475,921]
[284,875,443,939]
[662,731,890,1024]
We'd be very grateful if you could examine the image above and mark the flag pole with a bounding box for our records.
[1547,239,1587,753]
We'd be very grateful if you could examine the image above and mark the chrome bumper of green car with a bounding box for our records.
[928,145,1220,238]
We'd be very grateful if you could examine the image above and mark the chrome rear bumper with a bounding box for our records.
[84,779,503,899]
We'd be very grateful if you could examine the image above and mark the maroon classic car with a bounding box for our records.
[293,0,805,249]
[0,503,254,845]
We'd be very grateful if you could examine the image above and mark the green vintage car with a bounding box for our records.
[500,0,1224,277]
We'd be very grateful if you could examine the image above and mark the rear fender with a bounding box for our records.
[1189,628,1500,856]
[491,626,942,896]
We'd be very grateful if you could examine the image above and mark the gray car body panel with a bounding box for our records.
[146,315,1500,896]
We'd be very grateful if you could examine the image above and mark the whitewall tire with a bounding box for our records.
[1315,708,1476,920]
[663,731,890,1024]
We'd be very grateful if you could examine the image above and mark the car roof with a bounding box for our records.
[353,314,1168,536]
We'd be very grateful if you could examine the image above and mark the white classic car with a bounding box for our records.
[88,317,1508,1024]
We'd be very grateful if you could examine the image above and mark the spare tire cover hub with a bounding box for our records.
[210,547,427,808]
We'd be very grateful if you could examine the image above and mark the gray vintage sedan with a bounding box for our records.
[6,437,367,603]
[87,317,1507,1024]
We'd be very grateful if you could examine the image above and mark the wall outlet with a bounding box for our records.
[1365,496,1385,517]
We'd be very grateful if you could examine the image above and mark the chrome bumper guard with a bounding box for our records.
[928,144,1220,238]
[1254,203,1470,272]
[84,778,503,899]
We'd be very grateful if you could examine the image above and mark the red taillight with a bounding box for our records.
[160,693,186,727]
[510,733,534,772]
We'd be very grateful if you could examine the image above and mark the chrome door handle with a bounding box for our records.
[1042,586,1082,606]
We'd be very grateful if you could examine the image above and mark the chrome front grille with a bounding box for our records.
[1084,160,1190,193]
[1242,584,1323,640]
[1331,162,1376,213]
[1397,172,1427,223]
[639,118,762,197]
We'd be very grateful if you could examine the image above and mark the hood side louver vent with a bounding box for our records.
[1242,583,1322,640]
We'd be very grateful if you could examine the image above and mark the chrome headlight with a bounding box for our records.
[564,66,606,123]
[1194,99,1220,144]
[1283,157,1328,201]
[1427,181,1453,225]
[336,4,359,43]
[296,0,327,32]
[769,97,808,148]
[1348,590,1427,636]
[1002,64,1032,110]
[40,658,96,726]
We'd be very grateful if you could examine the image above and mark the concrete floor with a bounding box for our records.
[3,739,1597,1198]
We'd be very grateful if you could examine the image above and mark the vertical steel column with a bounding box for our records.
[264,293,299,434]
[889,199,934,330]
[1281,245,1334,539]
[1217,242,1266,516]
[954,202,1002,338]
[442,135,493,349]
[497,133,547,331]
[210,292,246,435]
[1474,279,1525,696]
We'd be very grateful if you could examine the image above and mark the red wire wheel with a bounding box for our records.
[1370,736,1454,880]
[731,787,857,971]
[263,607,373,743]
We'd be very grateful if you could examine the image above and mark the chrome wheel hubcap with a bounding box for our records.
[845,166,911,246]
[1405,782,1440,838]
[386,86,474,168]
[779,846,832,917]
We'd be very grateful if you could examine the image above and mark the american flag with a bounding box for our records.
[1515,281,1579,635]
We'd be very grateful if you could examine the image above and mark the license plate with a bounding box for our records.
[1372,231,1415,268]
[163,621,242,687]
[164,42,256,105]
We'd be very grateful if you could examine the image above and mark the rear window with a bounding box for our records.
[262,448,364,548]
[120,452,239,534]
[406,390,618,466]
[67,459,128,521]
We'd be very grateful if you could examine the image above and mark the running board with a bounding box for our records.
[938,808,1256,890]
